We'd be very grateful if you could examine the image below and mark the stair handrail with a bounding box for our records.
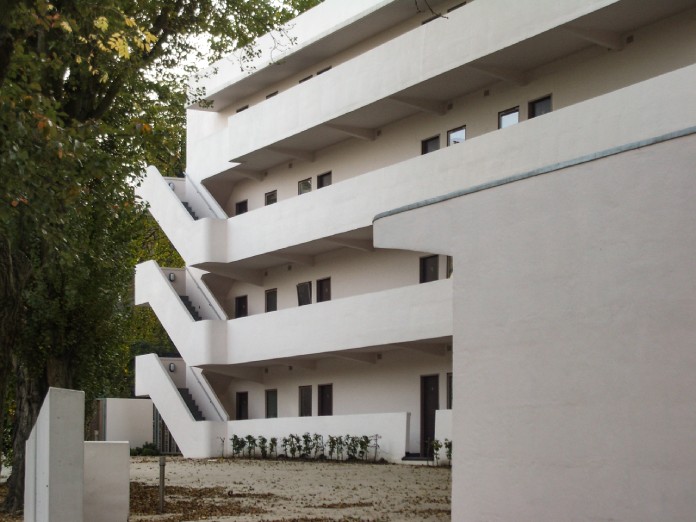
[189,367,228,421]
[184,171,227,219]
[185,267,226,320]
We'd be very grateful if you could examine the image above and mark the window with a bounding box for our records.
[265,289,277,312]
[421,14,438,24]
[447,373,453,409]
[236,105,249,113]
[299,74,313,83]
[265,389,278,418]
[317,171,332,189]
[235,392,248,420]
[298,178,312,195]
[498,107,519,129]
[317,278,331,302]
[235,200,248,215]
[447,126,466,146]
[317,66,332,75]
[297,281,312,306]
[318,384,333,416]
[446,256,453,278]
[447,2,466,12]
[265,190,277,206]
[529,95,552,119]
[299,386,312,417]
[234,295,248,318]
[421,135,440,155]
[420,255,439,283]
[266,91,278,99]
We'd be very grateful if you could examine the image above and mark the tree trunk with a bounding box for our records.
[2,361,46,514]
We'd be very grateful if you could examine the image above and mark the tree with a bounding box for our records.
[0,0,322,512]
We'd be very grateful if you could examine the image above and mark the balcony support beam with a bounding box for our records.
[467,64,527,86]
[325,238,374,252]
[335,352,378,365]
[393,343,448,357]
[195,263,265,286]
[233,167,264,182]
[389,95,448,115]
[267,146,315,163]
[271,253,315,266]
[562,24,624,51]
[324,123,377,141]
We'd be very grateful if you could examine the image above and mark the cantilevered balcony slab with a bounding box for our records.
[186,0,695,176]
[197,278,453,367]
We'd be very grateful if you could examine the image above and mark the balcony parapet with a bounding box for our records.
[217,0,618,168]
[195,278,453,367]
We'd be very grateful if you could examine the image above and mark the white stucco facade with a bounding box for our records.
[134,0,696,485]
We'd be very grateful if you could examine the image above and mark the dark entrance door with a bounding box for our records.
[420,375,439,457]
[318,384,333,416]
[236,392,248,420]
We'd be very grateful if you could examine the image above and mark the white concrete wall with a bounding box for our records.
[135,354,226,457]
[25,388,85,522]
[227,412,409,462]
[103,398,153,449]
[218,348,452,454]
[83,442,129,522]
[375,131,696,519]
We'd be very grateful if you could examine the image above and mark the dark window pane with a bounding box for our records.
[421,135,440,155]
[265,289,277,312]
[236,392,248,420]
[447,373,453,409]
[265,190,277,205]
[318,384,333,416]
[529,95,552,118]
[235,200,248,215]
[297,282,312,306]
[299,386,312,417]
[446,256,453,278]
[318,172,332,188]
[265,389,278,418]
[420,255,439,283]
[317,278,331,302]
[235,295,248,318]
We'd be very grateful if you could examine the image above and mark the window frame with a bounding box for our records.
[265,288,278,313]
[265,190,277,206]
[420,255,439,283]
[318,383,333,416]
[317,277,331,303]
[317,171,332,189]
[298,178,312,195]
[265,389,278,418]
[447,126,466,146]
[528,95,552,119]
[498,106,520,129]
[421,135,440,155]
[299,385,312,417]
[235,200,248,216]
[297,281,312,306]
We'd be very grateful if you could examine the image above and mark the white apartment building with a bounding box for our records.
[135,0,696,514]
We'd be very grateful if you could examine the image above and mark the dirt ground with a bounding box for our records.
[0,457,451,521]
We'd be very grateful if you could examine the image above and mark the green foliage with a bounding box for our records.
[130,442,160,456]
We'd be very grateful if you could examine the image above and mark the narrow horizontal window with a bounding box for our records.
[317,66,332,75]
[266,91,279,99]
[236,105,249,113]
[299,75,313,83]
[447,2,466,12]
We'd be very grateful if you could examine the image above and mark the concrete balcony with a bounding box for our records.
[187,0,693,175]
[204,278,453,368]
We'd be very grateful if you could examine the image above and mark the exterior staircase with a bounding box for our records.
[180,295,201,321]
[178,388,205,421]
[182,201,198,220]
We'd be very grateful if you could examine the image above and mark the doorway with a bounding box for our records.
[420,375,439,457]
[235,392,248,420]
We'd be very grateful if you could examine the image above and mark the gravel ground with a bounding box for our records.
[129,456,451,522]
